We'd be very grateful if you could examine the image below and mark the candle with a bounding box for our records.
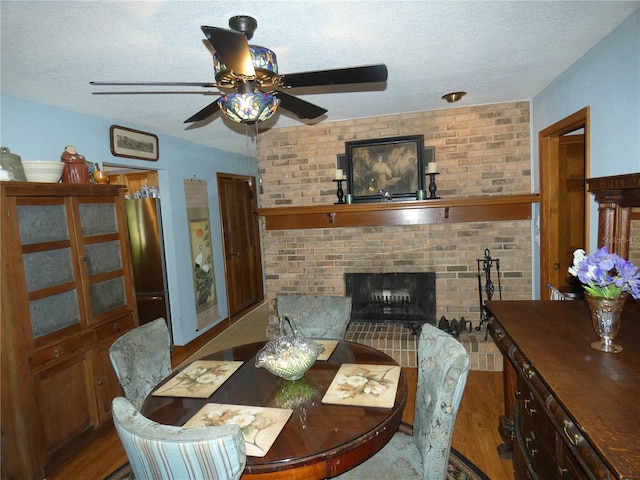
[427,162,437,173]
[335,168,344,180]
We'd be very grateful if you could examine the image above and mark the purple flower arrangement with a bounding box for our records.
[569,247,640,299]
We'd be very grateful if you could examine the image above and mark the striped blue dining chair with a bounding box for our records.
[109,318,172,410]
[112,396,246,480]
[336,323,470,480]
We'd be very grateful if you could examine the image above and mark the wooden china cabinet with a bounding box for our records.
[1,182,138,479]
[487,173,640,480]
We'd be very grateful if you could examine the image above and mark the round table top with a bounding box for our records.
[142,340,407,479]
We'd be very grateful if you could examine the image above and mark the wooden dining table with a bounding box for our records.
[141,340,407,479]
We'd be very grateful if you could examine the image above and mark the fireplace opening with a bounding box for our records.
[345,272,436,333]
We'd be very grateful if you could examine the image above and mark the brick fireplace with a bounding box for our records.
[257,101,533,372]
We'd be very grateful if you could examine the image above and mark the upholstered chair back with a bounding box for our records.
[335,322,469,479]
[109,317,172,410]
[276,295,352,339]
[413,323,470,478]
[112,396,246,480]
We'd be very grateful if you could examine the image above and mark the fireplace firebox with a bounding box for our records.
[345,272,436,332]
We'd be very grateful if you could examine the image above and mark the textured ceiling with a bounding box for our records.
[1,1,638,156]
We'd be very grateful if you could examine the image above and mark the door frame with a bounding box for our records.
[538,106,590,295]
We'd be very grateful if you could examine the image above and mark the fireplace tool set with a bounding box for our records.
[476,248,501,339]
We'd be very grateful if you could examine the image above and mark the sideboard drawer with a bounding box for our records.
[519,378,555,449]
[513,431,538,480]
[546,399,613,480]
[95,314,134,344]
[559,445,589,479]
[29,332,95,372]
[515,402,557,479]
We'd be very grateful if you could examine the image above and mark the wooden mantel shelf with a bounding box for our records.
[258,193,540,230]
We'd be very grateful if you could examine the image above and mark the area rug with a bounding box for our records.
[104,446,489,480]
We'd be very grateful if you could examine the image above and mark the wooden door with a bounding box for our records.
[218,174,264,321]
[539,108,589,295]
[557,134,586,287]
[34,351,97,463]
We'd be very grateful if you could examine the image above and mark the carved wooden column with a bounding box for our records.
[590,191,621,253]
[588,173,640,259]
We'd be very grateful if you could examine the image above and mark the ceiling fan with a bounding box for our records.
[91,15,388,125]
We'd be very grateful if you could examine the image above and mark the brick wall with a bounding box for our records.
[257,101,533,326]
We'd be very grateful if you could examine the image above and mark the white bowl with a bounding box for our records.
[22,161,64,183]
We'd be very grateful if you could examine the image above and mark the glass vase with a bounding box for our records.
[585,293,626,353]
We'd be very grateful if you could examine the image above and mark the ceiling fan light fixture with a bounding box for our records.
[214,46,278,85]
[217,91,280,124]
[441,91,467,103]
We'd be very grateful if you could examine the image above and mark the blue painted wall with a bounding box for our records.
[532,9,640,248]
[0,93,255,345]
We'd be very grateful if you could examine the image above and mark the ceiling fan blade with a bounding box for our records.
[184,98,222,123]
[274,91,327,120]
[280,64,388,88]
[90,81,219,87]
[201,26,255,77]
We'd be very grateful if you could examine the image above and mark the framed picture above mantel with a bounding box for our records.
[345,135,426,203]
[110,125,159,161]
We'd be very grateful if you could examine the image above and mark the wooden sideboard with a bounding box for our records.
[487,300,640,480]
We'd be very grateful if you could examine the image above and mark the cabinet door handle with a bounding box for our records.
[524,398,537,416]
[525,433,538,457]
[95,380,104,386]
[563,420,583,446]
[523,363,535,379]
[494,328,504,340]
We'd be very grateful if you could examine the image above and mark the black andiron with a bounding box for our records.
[476,248,502,339]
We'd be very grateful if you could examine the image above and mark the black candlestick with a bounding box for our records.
[427,172,440,199]
[333,179,345,204]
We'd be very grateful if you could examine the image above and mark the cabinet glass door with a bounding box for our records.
[18,204,81,338]
[79,201,128,317]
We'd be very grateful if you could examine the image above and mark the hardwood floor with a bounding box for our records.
[48,363,514,480]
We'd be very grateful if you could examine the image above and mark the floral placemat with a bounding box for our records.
[152,360,243,398]
[314,339,339,361]
[183,403,293,457]
[322,364,401,409]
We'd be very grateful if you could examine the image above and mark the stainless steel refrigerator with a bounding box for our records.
[125,198,171,331]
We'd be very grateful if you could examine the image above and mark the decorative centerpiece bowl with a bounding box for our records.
[22,160,64,183]
[255,317,324,381]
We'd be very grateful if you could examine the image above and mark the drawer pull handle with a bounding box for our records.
[524,398,536,416]
[96,380,104,386]
[525,434,537,457]
[524,365,535,380]
[53,349,60,358]
[113,322,120,332]
[558,466,568,477]
[563,420,582,446]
